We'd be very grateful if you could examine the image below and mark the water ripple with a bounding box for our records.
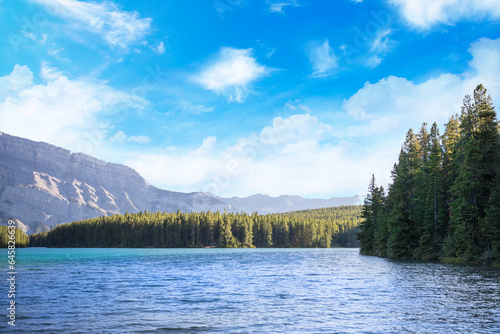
[0,248,499,333]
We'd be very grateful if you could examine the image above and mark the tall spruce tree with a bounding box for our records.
[373,185,388,257]
[356,84,499,263]
[359,175,379,255]
[418,122,447,259]
[448,85,499,260]
[485,172,500,262]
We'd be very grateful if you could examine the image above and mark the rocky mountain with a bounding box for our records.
[0,131,233,234]
[0,131,361,234]
[217,194,361,215]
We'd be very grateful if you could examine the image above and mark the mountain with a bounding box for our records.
[217,194,362,215]
[0,131,233,234]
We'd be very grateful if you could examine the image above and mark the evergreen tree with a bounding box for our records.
[448,85,499,260]
[358,175,384,255]
[418,122,447,259]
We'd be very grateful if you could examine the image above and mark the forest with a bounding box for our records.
[29,206,361,248]
[358,84,500,265]
[0,226,29,248]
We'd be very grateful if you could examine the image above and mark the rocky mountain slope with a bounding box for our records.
[0,131,233,234]
[0,131,361,234]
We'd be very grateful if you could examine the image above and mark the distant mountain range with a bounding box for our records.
[0,132,360,234]
[218,194,361,215]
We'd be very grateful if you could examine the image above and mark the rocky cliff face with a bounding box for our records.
[0,131,232,234]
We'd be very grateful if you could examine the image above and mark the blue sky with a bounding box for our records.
[1,0,500,198]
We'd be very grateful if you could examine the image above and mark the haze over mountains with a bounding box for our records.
[0,132,360,233]
[218,194,361,215]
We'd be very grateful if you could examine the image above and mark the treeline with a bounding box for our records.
[29,206,361,248]
[0,226,29,248]
[358,84,500,265]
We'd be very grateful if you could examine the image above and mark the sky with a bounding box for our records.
[1,0,500,199]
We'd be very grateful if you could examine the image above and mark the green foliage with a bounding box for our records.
[358,84,500,265]
[29,206,362,249]
[358,175,385,255]
[0,226,29,248]
[441,257,469,264]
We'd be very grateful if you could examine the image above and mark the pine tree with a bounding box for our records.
[418,122,447,259]
[484,172,500,262]
[359,175,377,254]
[386,129,422,258]
[358,175,385,255]
[373,185,388,256]
[448,85,499,260]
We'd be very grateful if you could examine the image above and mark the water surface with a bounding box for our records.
[1,248,499,333]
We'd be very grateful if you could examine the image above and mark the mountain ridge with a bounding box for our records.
[0,131,233,233]
[217,193,361,215]
[0,131,361,233]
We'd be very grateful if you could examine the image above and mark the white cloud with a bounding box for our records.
[370,29,392,54]
[125,137,222,190]
[124,114,365,197]
[175,101,215,115]
[47,48,64,57]
[110,131,128,144]
[22,31,47,44]
[366,56,382,68]
[128,135,151,145]
[343,74,465,129]
[268,0,300,13]
[211,114,387,197]
[285,100,312,113]
[40,61,64,81]
[193,47,268,102]
[0,64,147,154]
[388,0,500,29]
[342,37,500,144]
[362,29,394,68]
[0,65,33,97]
[308,39,337,77]
[155,41,166,54]
[199,136,217,152]
[31,0,152,49]
[258,114,333,146]
[127,37,500,197]
[111,131,151,145]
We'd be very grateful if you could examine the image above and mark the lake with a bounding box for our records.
[1,248,499,333]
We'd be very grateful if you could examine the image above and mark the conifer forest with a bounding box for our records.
[29,206,361,248]
[358,84,500,265]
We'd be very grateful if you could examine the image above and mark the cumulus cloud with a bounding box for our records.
[343,37,500,138]
[129,37,500,197]
[0,64,147,154]
[208,113,389,197]
[31,0,152,49]
[0,65,33,97]
[193,47,268,102]
[124,113,370,197]
[308,39,337,77]
[388,0,500,29]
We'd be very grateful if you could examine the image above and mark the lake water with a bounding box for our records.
[1,248,499,333]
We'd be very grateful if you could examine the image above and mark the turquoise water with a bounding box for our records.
[1,248,499,333]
